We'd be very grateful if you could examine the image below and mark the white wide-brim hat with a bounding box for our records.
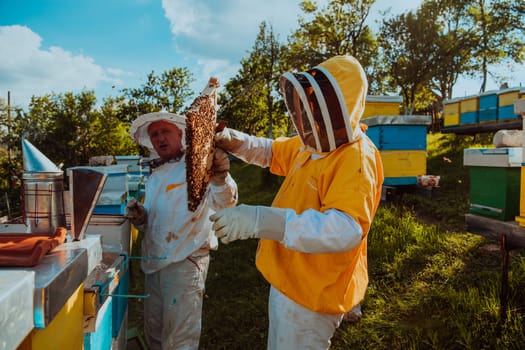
[129,111,186,157]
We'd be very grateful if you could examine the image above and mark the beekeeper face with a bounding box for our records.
[279,55,368,153]
[147,120,183,160]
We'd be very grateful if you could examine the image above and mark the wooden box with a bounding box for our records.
[443,98,460,116]
[468,166,521,221]
[363,95,402,118]
[443,114,460,127]
[363,115,430,150]
[380,150,427,178]
[498,105,520,121]
[498,87,524,107]
[460,95,479,113]
[460,111,479,125]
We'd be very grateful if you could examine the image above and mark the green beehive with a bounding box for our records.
[468,166,521,221]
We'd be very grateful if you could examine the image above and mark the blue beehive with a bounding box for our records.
[362,115,431,186]
[498,87,524,120]
[362,115,431,151]
[459,95,479,125]
[84,297,113,350]
[479,90,498,123]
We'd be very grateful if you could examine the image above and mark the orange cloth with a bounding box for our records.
[0,227,67,267]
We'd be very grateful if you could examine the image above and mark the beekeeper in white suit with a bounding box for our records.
[210,55,384,349]
[127,111,238,350]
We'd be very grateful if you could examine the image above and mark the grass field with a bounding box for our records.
[129,132,525,349]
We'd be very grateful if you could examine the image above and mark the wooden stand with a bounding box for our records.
[465,213,525,321]
[462,98,525,322]
[442,119,522,135]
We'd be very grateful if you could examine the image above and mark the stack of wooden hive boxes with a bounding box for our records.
[443,87,524,129]
[362,95,431,187]
[362,114,432,186]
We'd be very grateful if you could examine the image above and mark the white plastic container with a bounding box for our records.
[463,147,523,167]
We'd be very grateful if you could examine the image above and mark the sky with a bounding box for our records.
[1,0,524,110]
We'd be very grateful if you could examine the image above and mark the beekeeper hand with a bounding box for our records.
[125,198,146,226]
[211,148,230,186]
[209,204,287,244]
[215,127,273,167]
[214,127,247,154]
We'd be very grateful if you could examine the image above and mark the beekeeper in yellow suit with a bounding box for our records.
[209,55,384,349]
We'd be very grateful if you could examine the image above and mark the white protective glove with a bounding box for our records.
[214,127,273,167]
[209,204,287,244]
[211,147,230,186]
[125,198,146,226]
[215,127,246,153]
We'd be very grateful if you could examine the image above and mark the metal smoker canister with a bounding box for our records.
[22,171,66,234]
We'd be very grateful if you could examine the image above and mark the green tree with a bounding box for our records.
[218,21,288,138]
[503,0,525,32]
[420,0,474,101]
[465,0,524,92]
[286,0,381,91]
[120,67,195,123]
[9,91,135,170]
[0,98,23,217]
[15,94,62,164]
[378,10,441,114]
[90,96,138,157]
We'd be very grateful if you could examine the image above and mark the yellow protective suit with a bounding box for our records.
[257,56,384,314]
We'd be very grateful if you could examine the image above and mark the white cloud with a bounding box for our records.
[197,58,237,82]
[3,0,522,111]
[162,0,210,37]
[191,58,240,95]
[162,0,299,40]
[0,25,125,108]
[160,0,306,98]
[162,0,301,61]
[106,67,134,78]
[160,0,426,94]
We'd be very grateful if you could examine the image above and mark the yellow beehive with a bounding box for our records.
[515,216,525,227]
[363,95,403,118]
[443,98,460,115]
[460,95,479,113]
[442,97,461,127]
[498,87,524,107]
[521,167,525,217]
[517,166,525,227]
[443,114,460,127]
[380,150,427,178]
[18,284,85,350]
[518,99,525,226]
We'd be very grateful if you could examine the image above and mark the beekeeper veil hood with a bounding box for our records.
[129,111,186,158]
[279,55,368,153]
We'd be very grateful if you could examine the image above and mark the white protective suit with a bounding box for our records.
[130,111,238,350]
